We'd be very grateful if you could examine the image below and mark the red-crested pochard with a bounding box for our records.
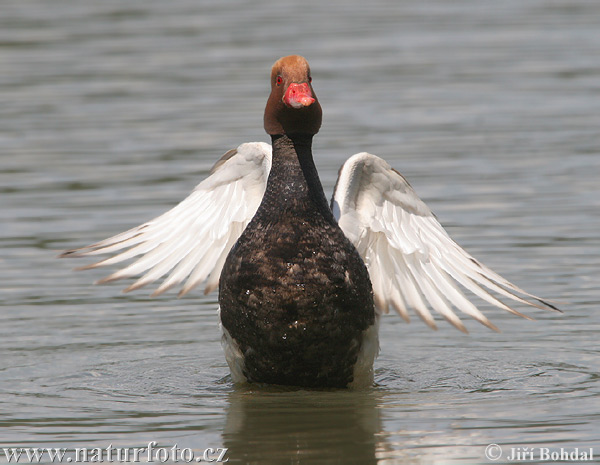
[62,55,558,388]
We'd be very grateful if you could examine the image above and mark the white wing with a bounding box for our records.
[61,142,272,296]
[332,152,559,332]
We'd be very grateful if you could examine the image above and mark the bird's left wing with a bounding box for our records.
[61,142,272,296]
[332,152,559,332]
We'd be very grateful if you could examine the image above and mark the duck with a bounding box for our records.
[61,55,559,388]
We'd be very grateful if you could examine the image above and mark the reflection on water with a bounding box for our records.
[224,388,381,465]
[1,0,599,463]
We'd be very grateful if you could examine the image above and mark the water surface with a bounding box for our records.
[1,1,599,463]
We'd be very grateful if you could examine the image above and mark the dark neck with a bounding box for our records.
[256,134,333,222]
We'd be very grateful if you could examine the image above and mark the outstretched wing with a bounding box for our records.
[61,142,272,296]
[332,152,559,332]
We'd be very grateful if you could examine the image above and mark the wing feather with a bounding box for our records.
[61,142,272,296]
[333,152,559,331]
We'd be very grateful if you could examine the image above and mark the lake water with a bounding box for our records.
[1,1,599,464]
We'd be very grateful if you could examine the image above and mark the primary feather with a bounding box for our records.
[61,142,272,296]
[332,152,559,332]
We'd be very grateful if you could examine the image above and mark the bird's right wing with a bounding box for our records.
[60,142,272,296]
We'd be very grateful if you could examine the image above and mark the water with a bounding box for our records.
[1,0,599,463]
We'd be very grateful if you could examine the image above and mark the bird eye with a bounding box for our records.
[276,75,283,86]
[308,76,312,83]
